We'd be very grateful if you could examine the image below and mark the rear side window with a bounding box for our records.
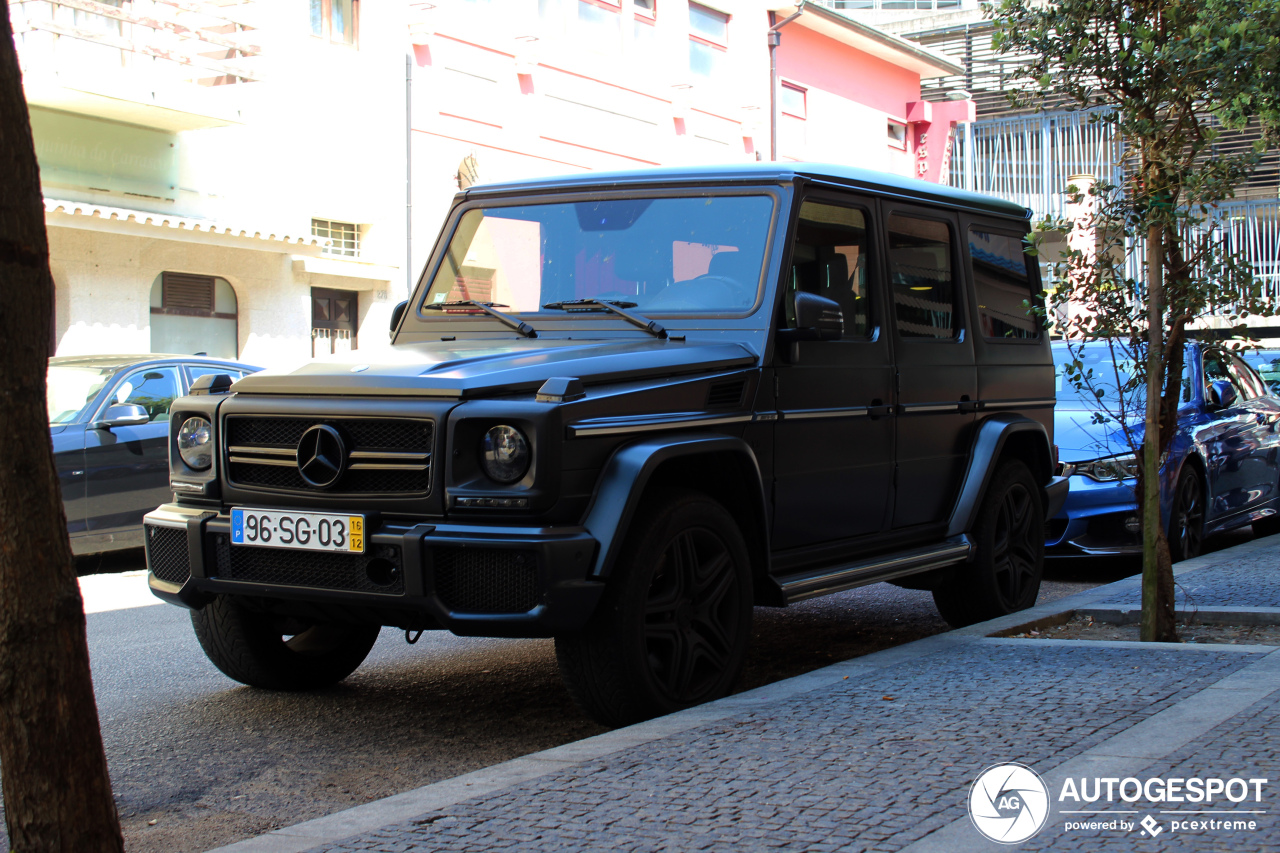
[969,228,1040,340]
[888,214,955,340]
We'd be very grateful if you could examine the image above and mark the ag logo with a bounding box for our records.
[968,763,1051,844]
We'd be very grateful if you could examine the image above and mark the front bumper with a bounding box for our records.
[143,504,603,638]
[1045,475,1143,555]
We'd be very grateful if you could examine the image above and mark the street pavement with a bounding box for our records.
[205,535,1280,853]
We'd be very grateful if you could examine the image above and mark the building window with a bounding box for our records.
[634,0,655,13]
[577,0,621,43]
[688,4,728,80]
[311,0,357,46]
[781,83,806,119]
[150,273,239,358]
[312,218,360,258]
[887,120,907,149]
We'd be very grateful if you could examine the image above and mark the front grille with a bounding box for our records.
[433,547,540,614]
[225,416,433,496]
[211,536,405,595]
[146,524,191,585]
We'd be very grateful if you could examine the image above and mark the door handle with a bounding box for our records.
[958,397,980,414]
[867,400,893,419]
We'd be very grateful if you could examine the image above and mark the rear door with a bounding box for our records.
[771,193,895,549]
[883,204,977,530]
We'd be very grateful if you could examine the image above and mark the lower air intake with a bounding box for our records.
[146,524,191,585]
[433,547,540,614]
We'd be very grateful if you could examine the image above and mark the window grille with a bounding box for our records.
[312,219,360,258]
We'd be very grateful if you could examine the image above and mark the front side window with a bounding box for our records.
[111,367,181,423]
[788,202,874,339]
[969,228,1039,340]
[889,214,955,339]
[420,194,775,316]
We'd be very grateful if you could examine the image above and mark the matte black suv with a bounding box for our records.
[145,164,1066,726]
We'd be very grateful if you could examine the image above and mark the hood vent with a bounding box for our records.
[707,379,746,408]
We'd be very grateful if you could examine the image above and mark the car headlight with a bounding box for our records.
[480,425,530,483]
[176,416,213,470]
[1071,453,1139,482]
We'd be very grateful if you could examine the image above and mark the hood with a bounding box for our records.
[1054,404,1141,463]
[232,338,759,398]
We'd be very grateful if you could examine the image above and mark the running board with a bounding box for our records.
[774,535,973,604]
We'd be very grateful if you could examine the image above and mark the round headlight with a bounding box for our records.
[177,416,213,470]
[480,425,530,483]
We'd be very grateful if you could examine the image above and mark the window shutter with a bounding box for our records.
[162,273,216,313]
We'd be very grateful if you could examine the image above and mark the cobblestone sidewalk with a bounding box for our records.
[211,536,1280,853]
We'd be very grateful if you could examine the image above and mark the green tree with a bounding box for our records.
[989,0,1280,641]
[0,1,125,849]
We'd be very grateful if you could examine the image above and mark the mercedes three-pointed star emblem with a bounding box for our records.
[296,424,346,489]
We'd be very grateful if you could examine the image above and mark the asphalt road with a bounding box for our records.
[1,531,1253,853]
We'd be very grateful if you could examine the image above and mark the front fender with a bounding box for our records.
[581,432,767,580]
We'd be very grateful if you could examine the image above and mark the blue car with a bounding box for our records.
[1048,340,1280,558]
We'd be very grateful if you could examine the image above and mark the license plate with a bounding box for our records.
[230,508,365,554]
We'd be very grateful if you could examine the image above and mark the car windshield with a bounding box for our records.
[420,194,775,316]
[47,364,115,424]
[1053,342,1191,411]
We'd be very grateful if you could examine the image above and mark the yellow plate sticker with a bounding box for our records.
[349,516,364,552]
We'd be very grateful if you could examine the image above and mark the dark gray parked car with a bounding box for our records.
[49,354,259,555]
[144,163,1066,725]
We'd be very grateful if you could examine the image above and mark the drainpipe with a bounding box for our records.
[768,2,805,162]
[406,52,414,301]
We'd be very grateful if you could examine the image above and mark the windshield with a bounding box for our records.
[1053,342,1191,410]
[47,364,115,424]
[420,194,775,316]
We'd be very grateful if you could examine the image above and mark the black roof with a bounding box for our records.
[464,161,1030,219]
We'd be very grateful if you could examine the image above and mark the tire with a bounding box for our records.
[192,595,380,690]
[555,490,753,727]
[932,460,1045,628]
[1168,467,1206,561]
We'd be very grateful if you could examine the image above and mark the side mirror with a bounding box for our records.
[389,300,408,334]
[91,404,150,430]
[1208,379,1239,410]
[777,292,843,344]
[190,373,235,396]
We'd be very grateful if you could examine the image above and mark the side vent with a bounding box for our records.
[707,379,746,408]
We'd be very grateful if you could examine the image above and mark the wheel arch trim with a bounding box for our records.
[946,414,1056,538]
[581,432,770,584]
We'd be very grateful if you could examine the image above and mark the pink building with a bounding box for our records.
[406,0,971,274]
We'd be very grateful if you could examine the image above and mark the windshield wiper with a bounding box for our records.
[422,300,537,338]
[541,299,666,339]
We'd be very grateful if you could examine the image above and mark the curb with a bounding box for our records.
[206,534,1280,853]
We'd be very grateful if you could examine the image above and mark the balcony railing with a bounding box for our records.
[11,0,262,129]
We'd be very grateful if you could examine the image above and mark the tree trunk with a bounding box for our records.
[0,3,125,850]
[1140,223,1179,643]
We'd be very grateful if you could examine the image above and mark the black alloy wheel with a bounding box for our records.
[990,478,1040,609]
[1169,468,1205,562]
[555,490,752,727]
[933,460,1045,628]
[643,525,745,705]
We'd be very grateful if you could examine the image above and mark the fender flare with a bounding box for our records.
[581,432,769,580]
[946,414,1060,538]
